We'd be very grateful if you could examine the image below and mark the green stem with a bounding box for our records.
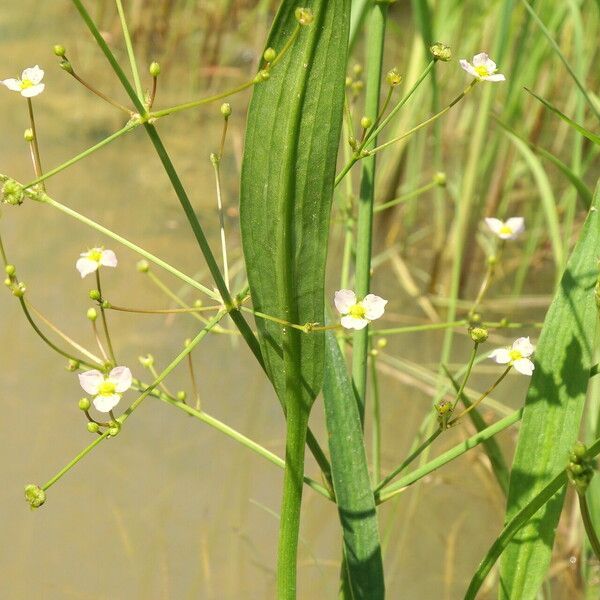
[95,270,117,365]
[371,320,467,336]
[70,69,132,114]
[114,0,144,102]
[351,1,388,425]
[211,156,230,291]
[370,348,382,484]
[451,343,479,411]
[26,99,45,190]
[373,180,438,212]
[579,493,600,562]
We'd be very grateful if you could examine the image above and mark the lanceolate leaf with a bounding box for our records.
[497,182,600,599]
[324,332,385,598]
[240,0,349,408]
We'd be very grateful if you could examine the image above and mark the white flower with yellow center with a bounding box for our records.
[334,289,387,330]
[78,366,132,412]
[489,337,535,376]
[76,247,118,278]
[485,217,525,240]
[459,53,505,82]
[1,65,45,97]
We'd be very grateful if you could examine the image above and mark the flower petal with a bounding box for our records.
[78,370,104,395]
[362,294,387,321]
[472,53,490,67]
[76,257,99,278]
[109,366,132,393]
[513,358,535,376]
[484,73,505,82]
[459,60,477,77]
[341,315,369,330]
[21,65,44,85]
[21,83,45,98]
[99,249,118,268]
[489,348,511,364]
[93,393,121,413]
[334,289,356,314]
[505,217,525,236]
[512,337,535,358]
[484,217,503,235]
[1,78,22,92]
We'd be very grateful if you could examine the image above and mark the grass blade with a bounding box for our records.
[498,181,600,599]
[323,332,385,598]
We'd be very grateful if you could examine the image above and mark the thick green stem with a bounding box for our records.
[351,1,388,424]
[114,0,144,102]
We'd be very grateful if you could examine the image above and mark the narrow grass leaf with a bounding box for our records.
[324,332,385,598]
[498,182,600,600]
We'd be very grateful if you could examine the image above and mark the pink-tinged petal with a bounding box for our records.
[489,348,511,364]
[513,337,535,357]
[93,393,121,413]
[109,366,132,393]
[100,249,118,268]
[484,73,505,82]
[482,57,497,72]
[21,83,44,97]
[459,60,477,77]
[334,289,356,314]
[341,315,368,330]
[21,66,44,84]
[362,294,387,321]
[472,53,489,67]
[76,257,99,278]
[505,217,525,236]
[78,370,104,395]
[513,358,535,376]
[484,217,503,235]
[1,78,22,92]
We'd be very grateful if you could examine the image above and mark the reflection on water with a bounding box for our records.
[0,3,545,599]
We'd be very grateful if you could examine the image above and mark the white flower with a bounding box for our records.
[76,247,118,278]
[334,289,387,330]
[78,366,132,412]
[489,337,535,376]
[1,65,45,97]
[459,53,505,82]
[485,217,525,240]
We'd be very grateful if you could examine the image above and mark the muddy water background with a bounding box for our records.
[0,3,551,599]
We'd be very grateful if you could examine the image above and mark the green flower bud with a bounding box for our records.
[24,128,34,142]
[24,484,46,508]
[294,7,314,25]
[499,317,509,328]
[469,312,482,325]
[12,282,26,297]
[572,441,587,460]
[210,152,220,166]
[108,421,121,437]
[149,61,161,77]
[352,63,363,77]
[101,300,109,309]
[370,348,379,357]
[193,299,203,308]
[78,397,91,411]
[67,359,80,372]
[351,80,364,94]
[258,69,270,81]
[59,60,74,75]
[5,264,16,276]
[376,337,387,349]
[184,338,192,347]
[435,399,453,416]
[345,76,353,87]
[176,390,187,402]
[53,44,67,57]
[87,421,99,433]
[4,278,11,287]
[263,47,277,63]
[138,354,154,368]
[487,255,498,267]
[136,259,150,273]
[89,289,101,301]
[430,42,452,62]
[360,116,372,129]
[220,102,232,118]
[470,327,489,344]
[2,179,25,206]
[433,172,446,186]
[386,68,402,87]
[87,308,97,321]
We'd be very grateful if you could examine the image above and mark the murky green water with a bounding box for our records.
[0,3,563,599]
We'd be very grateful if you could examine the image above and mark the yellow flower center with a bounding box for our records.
[88,249,103,262]
[475,65,490,78]
[98,381,116,396]
[348,303,366,320]
[20,78,33,89]
[499,225,512,236]
[509,349,523,362]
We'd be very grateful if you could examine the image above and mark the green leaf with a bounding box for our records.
[324,332,385,598]
[526,88,600,146]
[498,182,600,599]
[240,0,349,408]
